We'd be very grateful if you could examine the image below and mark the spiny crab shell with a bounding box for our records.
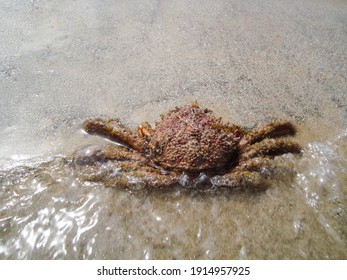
[147,104,241,172]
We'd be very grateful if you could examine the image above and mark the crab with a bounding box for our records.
[74,103,301,190]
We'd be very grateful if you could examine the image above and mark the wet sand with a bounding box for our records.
[0,0,346,259]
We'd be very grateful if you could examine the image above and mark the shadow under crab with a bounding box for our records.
[74,102,301,191]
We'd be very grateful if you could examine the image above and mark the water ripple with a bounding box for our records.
[0,130,346,259]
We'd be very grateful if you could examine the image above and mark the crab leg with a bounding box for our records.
[83,117,145,151]
[211,171,268,189]
[105,161,180,189]
[103,145,148,163]
[233,157,271,172]
[240,138,301,161]
[210,156,271,189]
[129,170,179,188]
[73,144,144,165]
[99,172,179,189]
[75,144,179,189]
[241,121,297,146]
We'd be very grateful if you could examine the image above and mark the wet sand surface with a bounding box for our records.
[0,0,346,259]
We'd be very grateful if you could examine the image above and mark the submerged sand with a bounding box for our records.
[0,0,346,259]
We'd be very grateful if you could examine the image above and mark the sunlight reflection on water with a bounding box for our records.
[0,130,346,259]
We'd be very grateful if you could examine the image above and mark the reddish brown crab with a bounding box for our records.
[74,103,301,190]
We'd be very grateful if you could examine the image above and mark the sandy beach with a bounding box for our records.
[0,0,346,259]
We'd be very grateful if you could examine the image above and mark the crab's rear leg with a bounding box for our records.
[99,160,180,189]
[74,144,179,189]
[241,121,297,146]
[211,157,271,189]
[120,170,179,189]
[211,171,268,190]
[83,117,145,151]
[214,138,301,190]
[240,138,301,161]
[212,135,301,190]
[74,144,147,165]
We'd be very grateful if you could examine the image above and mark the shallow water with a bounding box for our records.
[1,0,347,259]
[0,127,346,259]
